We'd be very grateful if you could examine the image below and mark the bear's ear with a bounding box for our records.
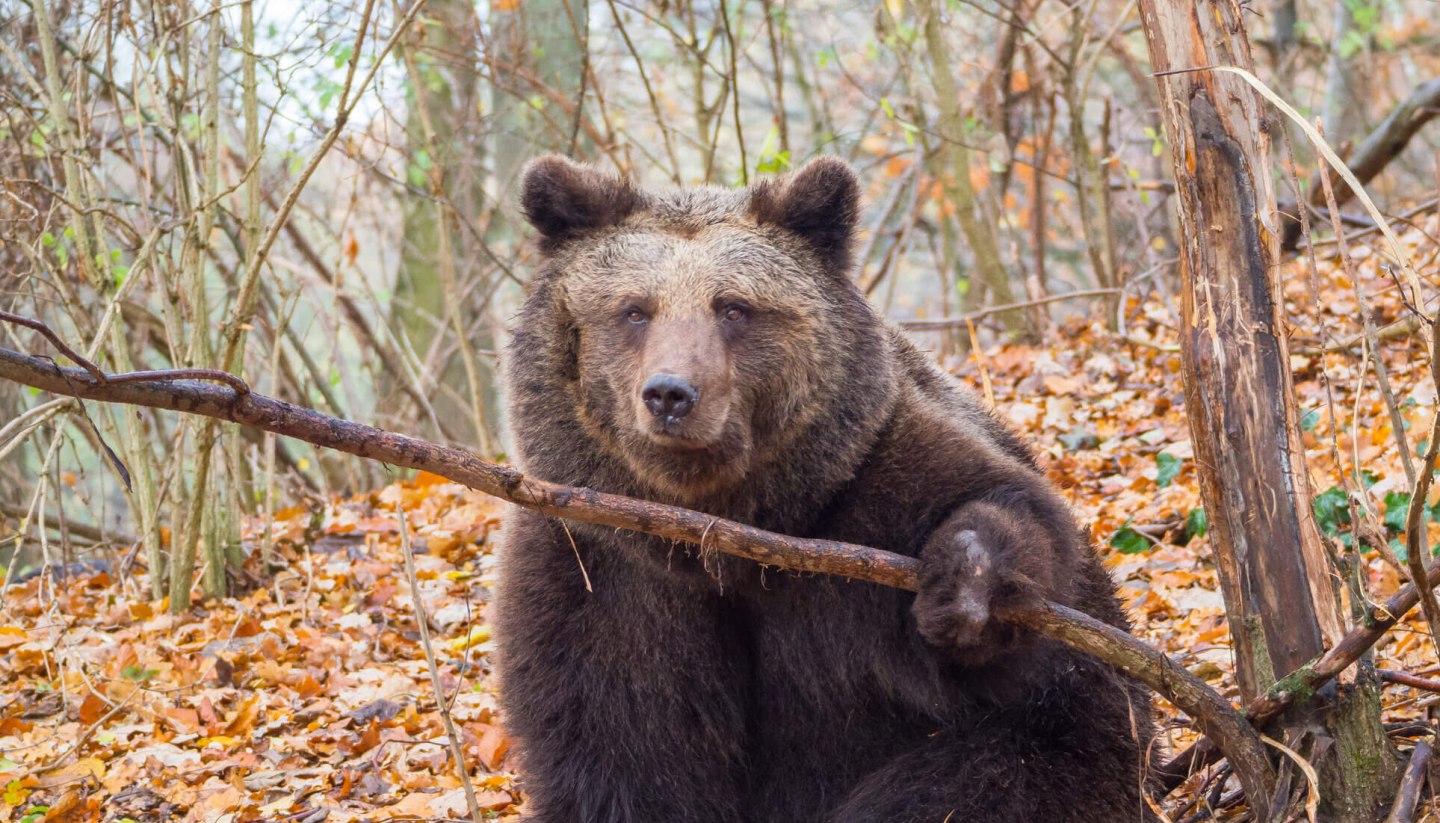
[520,155,641,249]
[748,156,861,271]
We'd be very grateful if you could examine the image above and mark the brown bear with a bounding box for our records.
[495,155,1154,822]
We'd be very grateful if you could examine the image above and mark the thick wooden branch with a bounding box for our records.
[1281,76,1440,251]
[0,343,1273,801]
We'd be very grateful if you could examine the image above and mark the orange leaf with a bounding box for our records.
[477,724,511,770]
[883,156,912,179]
[343,232,360,267]
[298,674,323,699]
[78,692,109,725]
[225,695,261,737]
[167,706,200,733]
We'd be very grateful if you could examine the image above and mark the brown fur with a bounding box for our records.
[496,155,1155,822]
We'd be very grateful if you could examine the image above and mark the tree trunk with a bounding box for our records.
[488,0,591,207]
[389,0,498,452]
[1322,0,1365,145]
[919,0,1024,336]
[1135,1,1400,820]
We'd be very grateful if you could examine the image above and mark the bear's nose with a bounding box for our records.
[642,374,699,420]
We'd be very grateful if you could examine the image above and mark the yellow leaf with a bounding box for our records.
[35,756,105,789]
[448,624,491,653]
[3,779,30,806]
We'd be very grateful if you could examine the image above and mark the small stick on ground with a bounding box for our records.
[1380,669,1440,694]
[1385,738,1432,823]
[396,506,486,823]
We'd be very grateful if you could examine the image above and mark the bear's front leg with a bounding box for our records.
[911,486,1079,664]
[496,515,749,823]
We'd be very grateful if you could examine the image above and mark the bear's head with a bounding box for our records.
[512,155,891,503]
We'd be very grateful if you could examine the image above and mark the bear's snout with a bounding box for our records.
[641,373,699,421]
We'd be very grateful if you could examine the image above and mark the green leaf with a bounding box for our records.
[121,665,158,682]
[1142,126,1163,157]
[1109,522,1150,555]
[1312,486,1351,537]
[1391,537,1407,562]
[1300,408,1321,432]
[1155,453,1181,489]
[1183,507,1208,542]
[1383,491,1412,534]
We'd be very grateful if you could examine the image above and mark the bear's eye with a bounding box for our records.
[624,308,648,325]
[721,304,748,323]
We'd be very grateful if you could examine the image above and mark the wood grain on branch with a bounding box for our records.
[0,340,1271,805]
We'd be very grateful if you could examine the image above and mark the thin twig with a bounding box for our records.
[396,507,486,823]
[899,289,1123,330]
[1380,669,1440,693]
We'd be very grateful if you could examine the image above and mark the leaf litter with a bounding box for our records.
[2,213,1439,820]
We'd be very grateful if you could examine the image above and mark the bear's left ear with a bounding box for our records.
[520,155,642,251]
[748,156,861,271]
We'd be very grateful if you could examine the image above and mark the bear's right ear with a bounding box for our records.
[520,156,641,250]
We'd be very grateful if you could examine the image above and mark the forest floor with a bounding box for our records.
[3,213,1440,822]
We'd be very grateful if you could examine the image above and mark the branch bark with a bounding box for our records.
[0,340,1276,803]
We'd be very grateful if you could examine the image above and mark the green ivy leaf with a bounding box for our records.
[1312,486,1351,537]
[1383,491,1412,534]
[1183,507,1208,542]
[121,665,158,682]
[1391,537,1407,562]
[1109,521,1150,555]
[1155,453,1181,489]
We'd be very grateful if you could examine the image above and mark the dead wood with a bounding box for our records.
[1385,739,1432,823]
